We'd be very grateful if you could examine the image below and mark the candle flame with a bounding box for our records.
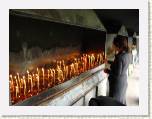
[9,52,104,104]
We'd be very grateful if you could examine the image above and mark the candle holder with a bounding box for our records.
[9,52,105,105]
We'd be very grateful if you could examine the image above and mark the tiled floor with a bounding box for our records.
[126,64,139,106]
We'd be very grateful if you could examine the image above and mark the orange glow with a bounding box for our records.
[9,52,105,104]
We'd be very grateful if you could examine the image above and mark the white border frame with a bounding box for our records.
[0,0,148,116]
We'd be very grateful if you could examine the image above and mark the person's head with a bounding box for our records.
[113,35,129,53]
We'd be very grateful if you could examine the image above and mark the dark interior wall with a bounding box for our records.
[9,15,83,52]
[10,15,106,53]
[81,29,106,53]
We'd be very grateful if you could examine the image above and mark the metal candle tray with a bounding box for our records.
[12,64,105,106]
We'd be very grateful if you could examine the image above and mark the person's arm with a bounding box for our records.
[114,57,123,76]
[104,60,113,74]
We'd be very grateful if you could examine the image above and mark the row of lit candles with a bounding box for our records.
[9,52,104,104]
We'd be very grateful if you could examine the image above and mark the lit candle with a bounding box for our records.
[32,74,35,87]
[9,74,13,81]
[42,68,45,87]
[37,68,39,74]
[9,51,107,104]
[102,52,104,57]
[59,61,62,68]
[17,73,20,80]
[29,75,33,92]
[14,76,19,99]
[91,54,93,67]
[14,76,19,90]
[88,55,90,69]
[81,57,83,62]
[35,74,39,92]
[9,75,12,88]
[74,58,77,63]
[23,76,26,96]
[56,66,60,82]
[103,52,106,63]
[66,66,68,78]
[17,73,22,89]
[99,53,102,64]
[19,78,23,95]
[62,60,65,67]
[70,64,73,78]
[101,53,104,63]
[90,55,92,68]
[97,54,99,64]
[36,68,39,89]
[99,54,101,64]
[9,75,13,91]
[63,66,66,80]
[15,86,19,99]
[92,54,95,67]
[9,80,12,92]
[47,69,50,78]
[84,57,87,71]
[82,62,85,72]
[72,63,76,74]
[52,69,56,85]
[57,66,63,83]
[90,54,93,68]
[47,69,50,87]
[9,75,14,98]
[27,70,30,85]
[60,69,64,82]
[74,62,78,75]
[50,69,53,85]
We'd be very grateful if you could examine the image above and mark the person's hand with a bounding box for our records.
[104,58,108,64]
[104,68,109,74]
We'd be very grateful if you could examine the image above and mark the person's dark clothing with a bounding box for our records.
[108,51,130,105]
[89,96,126,106]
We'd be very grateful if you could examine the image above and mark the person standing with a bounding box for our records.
[105,35,130,105]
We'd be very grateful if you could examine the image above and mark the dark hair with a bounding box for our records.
[113,35,130,52]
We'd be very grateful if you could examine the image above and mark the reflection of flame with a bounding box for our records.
[9,52,105,104]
